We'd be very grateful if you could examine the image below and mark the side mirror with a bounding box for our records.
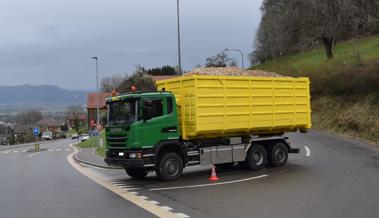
[142,99,153,121]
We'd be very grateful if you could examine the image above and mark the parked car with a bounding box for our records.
[71,133,79,140]
[42,131,53,140]
[79,134,89,142]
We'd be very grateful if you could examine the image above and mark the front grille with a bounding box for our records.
[107,133,127,147]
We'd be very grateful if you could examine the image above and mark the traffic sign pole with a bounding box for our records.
[33,127,40,151]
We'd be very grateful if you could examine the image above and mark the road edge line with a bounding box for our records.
[67,145,180,218]
[149,175,268,191]
[72,144,122,170]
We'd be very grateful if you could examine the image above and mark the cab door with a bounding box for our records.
[139,97,178,148]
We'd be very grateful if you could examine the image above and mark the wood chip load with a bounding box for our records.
[184,67,287,77]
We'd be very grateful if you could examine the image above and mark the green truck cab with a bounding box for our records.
[105,91,185,181]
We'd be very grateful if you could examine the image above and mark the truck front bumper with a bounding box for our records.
[104,149,155,169]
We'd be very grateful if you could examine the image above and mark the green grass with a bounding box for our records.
[96,146,106,158]
[252,34,379,77]
[77,132,105,149]
[77,131,107,157]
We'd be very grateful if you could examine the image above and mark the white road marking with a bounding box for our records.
[48,149,53,151]
[22,150,27,152]
[140,196,148,200]
[116,185,134,188]
[149,175,268,191]
[28,151,47,157]
[123,188,141,191]
[175,213,190,218]
[161,206,173,211]
[304,146,311,157]
[56,148,62,151]
[2,151,10,154]
[148,200,159,205]
[129,191,139,195]
[111,182,128,185]
[13,150,19,153]
[77,162,115,171]
[67,146,182,218]
[103,178,118,181]
[65,148,70,151]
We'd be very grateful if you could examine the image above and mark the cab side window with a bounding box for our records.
[167,97,173,114]
[151,99,163,118]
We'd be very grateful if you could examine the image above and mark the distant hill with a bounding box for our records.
[0,85,88,109]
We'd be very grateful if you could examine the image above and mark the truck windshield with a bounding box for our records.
[107,101,138,126]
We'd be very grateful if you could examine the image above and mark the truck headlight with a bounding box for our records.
[129,153,137,158]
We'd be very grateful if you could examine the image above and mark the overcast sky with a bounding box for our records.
[0,0,263,90]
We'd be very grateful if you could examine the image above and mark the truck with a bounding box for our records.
[42,131,53,140]
[104,75,311,181]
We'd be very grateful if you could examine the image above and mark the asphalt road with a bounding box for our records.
[0,139,157,218]
[1,131,379,218]
[85,131,379,218]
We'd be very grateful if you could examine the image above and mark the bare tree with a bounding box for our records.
[205,51,231,67]
[252,0,379,62]
[66,106,85,133]
[101,74,124,92]
[16,110,42,125]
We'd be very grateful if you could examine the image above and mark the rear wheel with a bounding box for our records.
[246,144,267,170]
[125,168,148,179]
[268,142,288,167]
[156,152,183,181]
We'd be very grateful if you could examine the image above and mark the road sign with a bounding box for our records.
[33,127,40,136]
[96,124,102,131]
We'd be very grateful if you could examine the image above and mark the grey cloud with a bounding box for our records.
[0,0,263,90]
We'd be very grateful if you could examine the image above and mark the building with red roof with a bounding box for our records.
[86,92,112,129]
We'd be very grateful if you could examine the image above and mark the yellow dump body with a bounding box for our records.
[156,75,311,140]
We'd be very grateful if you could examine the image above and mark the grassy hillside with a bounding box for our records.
[254,35,379,76]
[253,35,379,144]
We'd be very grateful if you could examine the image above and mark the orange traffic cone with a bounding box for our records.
[209,165,219,181]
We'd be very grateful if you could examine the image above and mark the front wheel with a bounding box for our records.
[156,152,183,181]
[246,144,267,170]
[125,168,148,179]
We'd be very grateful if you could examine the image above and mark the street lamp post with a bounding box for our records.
[224,48,244,69]
[176,0,182,75]
[91,56,100,146]
[91,57,100,126]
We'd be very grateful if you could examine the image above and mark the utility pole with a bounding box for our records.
[176,0,182,75]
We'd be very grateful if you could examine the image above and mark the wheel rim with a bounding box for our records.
[164,158,179,176]
[252,150,263,165]
[274,148,285,162]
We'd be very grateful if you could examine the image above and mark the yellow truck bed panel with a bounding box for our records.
[157,75,311,140]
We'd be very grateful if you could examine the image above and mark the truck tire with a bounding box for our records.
[268,142,288,167]
[156,152,183,181]
[125,168,148,179]
[246,144,267,170]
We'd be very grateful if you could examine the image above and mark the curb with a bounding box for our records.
[72,144,122,170]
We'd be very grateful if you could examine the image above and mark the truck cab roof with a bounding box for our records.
[105,91,172,103]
